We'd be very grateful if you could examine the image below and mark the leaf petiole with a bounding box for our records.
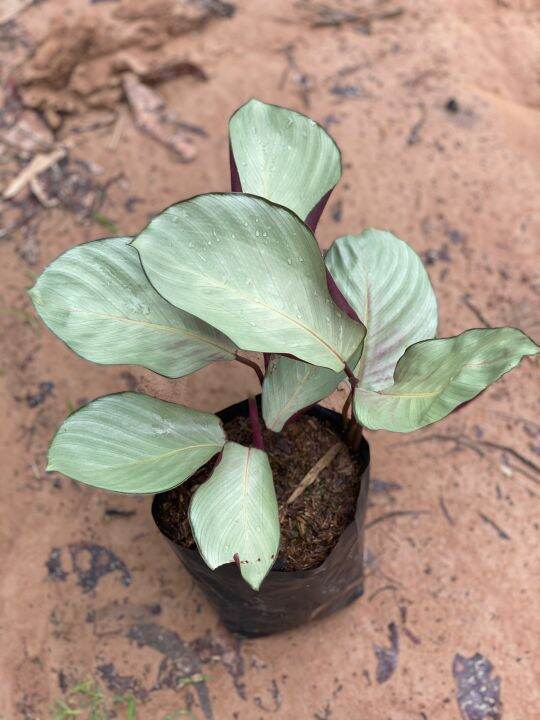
[235,353,265,386]
[248,395,265,450]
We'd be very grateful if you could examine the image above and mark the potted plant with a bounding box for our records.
[30,99,538,637]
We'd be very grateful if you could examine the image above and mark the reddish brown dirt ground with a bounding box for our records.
[1,1,539,718]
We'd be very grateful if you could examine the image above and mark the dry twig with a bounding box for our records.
[287,442,343,504]
[396,433,540,483]
[365,509,429,529]
[3,148,66,200]
[123,73,197,162]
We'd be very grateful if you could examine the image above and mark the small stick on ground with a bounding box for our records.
[287,441,343,504]
[461,293,492,328]
[108,111,125,151]
[3,147,66,200]
[439,495,455,526]
[365,509,429,530]
[477,511,510,541]
[396,433,540,482]
[30,176,58,208]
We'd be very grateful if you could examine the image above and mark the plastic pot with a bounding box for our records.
[152,397,370,637]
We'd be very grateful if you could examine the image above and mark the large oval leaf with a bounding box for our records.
[132,194,364,372]
[354,328,539,432]
[47,392,226,493]
[229,98,341,225]
[189,441,279,591]
[326,229,438,390]
[29,237,236,378]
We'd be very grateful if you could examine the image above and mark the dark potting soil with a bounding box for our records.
[153,412,363,571]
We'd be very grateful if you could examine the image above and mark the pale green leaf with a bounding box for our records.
[189,442,279,591]
[325,229,438,390]
[262,356,343,432]
[132,194,364,372]
[29,237,236,378]
[265,229,433,428]
[47,392,226,493]
[354,328,539,432]
[262,340,364,432]
[229,98,341,221]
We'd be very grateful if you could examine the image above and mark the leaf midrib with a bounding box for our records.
[353,264,370,384]
[51,442,221,471]
[368,354,512,401]
[64,307,235,356]
[241,447,252,551]
[268,362,318,430]
[147,255,349,368]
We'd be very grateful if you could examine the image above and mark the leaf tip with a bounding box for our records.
[241,97,264,112]
[27,284,39,305]
[241,568,262,592]
[265,415,283,433]
[129,236,141,252]
[525,336,540,356]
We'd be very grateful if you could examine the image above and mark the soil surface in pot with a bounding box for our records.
[154,413,364,571]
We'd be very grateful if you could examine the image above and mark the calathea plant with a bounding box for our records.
[30,99,539,592]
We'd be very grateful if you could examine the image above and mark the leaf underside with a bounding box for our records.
[47,392,226,493]
[229,98,341,222]
[263,226,435,430]
[325,229,438,390]
[354,328,539,432]
[29,237,236,378]
[132,193,364,371]
[262,339,364,432]
[262,355,345,432]
[189,442,280,591]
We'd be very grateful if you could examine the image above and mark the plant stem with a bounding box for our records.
[248,395,265,450]
[343,363,358,387]
[235,353,264,386]
[346,418,364,453]
[341,386,353,429]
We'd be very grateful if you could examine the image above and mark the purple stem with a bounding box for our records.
[343,364,358,388]
[248,396,265,450]
[235,353,264,386]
